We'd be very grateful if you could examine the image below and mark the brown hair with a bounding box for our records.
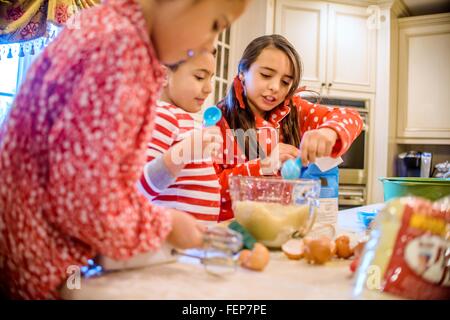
[221,34,303,158]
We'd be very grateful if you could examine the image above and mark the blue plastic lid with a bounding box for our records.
[357,209,378,228]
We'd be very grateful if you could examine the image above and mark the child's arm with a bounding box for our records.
[294,96,363,164]
[139,113,223,200]
[137,107,180,201]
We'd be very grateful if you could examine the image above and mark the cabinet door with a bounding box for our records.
[274,0,327,91]
[397,18,450,141]
[326,4,377,93]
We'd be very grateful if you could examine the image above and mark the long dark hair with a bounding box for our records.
[221,35,303,158]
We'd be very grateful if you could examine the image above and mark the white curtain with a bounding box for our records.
[0,24,60,128]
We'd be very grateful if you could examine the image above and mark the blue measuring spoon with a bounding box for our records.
[203,106,222,127]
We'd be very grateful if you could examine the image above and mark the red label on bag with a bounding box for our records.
[382,204,450,299]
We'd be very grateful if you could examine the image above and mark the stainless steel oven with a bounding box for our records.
[301,95,369,209]
[339,111,368,185]
[338,185,366,209]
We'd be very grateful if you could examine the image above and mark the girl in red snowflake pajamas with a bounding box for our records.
[0,0,249,299]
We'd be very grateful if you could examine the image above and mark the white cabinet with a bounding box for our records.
[326,4,377,93]
[206,0,273,109]
[274,0,377,94]
[274,0,328,90]
[396,13,450,143]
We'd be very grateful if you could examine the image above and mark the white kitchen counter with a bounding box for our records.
[61,204,388,300]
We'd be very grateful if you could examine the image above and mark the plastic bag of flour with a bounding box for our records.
[353,196,450,300]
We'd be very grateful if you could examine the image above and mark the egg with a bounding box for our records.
[239,243,270,271]
[335,235,354,259]
[281,239,305,260]
[352,241,366,258]
[303,237,333,265]
[238,249,252,264]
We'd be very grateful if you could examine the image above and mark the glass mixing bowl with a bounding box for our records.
[229,176,321,248]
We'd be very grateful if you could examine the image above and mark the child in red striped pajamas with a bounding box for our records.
[138,50,223,223]
[215,35,364,221]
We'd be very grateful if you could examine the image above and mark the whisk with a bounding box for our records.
[92,225,243,277]
[172,226,243,275]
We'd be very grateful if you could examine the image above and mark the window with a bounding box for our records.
[0,25,60,126]
[214,28,231,103]
[202,28,233,113]
[0,44,20,126]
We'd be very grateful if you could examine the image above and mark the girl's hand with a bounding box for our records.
[166,209,205,249]
[260,143,300,175]
[300,128,338,166]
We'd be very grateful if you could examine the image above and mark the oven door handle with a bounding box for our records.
[339,196,365,206]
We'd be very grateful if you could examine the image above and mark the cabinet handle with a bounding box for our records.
[328,83,333,88]
[321,83,326,87]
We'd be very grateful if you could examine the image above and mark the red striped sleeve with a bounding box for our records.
[157,109,179,127]
[139,174,159,198]
[173,113,194,121]
[184,212,220,221]
[149,137,171,152]
[176,174,219,182]
[168,184,221,194]
[139,106,179,200]
[153,123,174,139]
[153,195,219,208]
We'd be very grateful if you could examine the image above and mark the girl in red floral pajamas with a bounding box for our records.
[0,0,249,299]
[215,35,364,221]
